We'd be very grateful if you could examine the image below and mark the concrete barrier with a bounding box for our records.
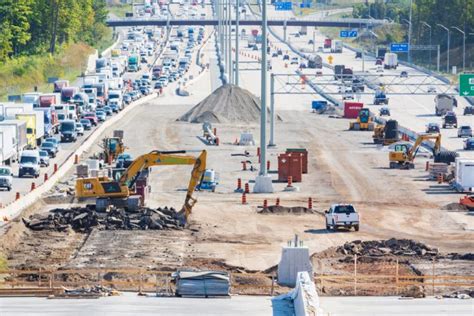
[0,94,157,226]
[272,271,323,316]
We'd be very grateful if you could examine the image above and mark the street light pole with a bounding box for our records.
[421,21,432,68]
[235,0,240,85]
[451,26,466,72]
[408,0,413,63]
[437,24,450,73]
[260,0,268,176]
[402,18,412,63]
[228,0,232,84]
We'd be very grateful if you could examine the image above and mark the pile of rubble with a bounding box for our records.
[257,205,316,214]
[60,285,120,298]
[22,206,184,232]
[335,239,439,257]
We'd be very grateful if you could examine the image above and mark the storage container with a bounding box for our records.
[343,102,363,119]
[286,148,308,174]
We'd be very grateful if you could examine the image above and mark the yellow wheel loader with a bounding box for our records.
[349,108,374,131]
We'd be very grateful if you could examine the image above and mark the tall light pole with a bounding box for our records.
[402,19,412,63]
[421,21,432,68]
[254,0,273,193]
[451,26,466,72]
[408,0,413,63]
[234,0,240,85]
[227,0,232,83]
[437,24,450,73]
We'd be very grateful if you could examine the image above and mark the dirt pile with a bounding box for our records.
[22,206,183,232]
[328,239,439,258]
[257,205,316,214]
[177,84,270,123]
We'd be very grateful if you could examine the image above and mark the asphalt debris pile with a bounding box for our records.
[178,84,273,124]
[60,285,120,298]
[257,205,316,214]
[335,239,439,257]
[22,206,184,232]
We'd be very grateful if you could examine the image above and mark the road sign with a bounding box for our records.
[327,55,333,64]
[390,43,409,53]
[47,77,59,84]
[340,30,358,38]
[300,2,310,8]
[274,2,292,10]
[7,95,21,102]
[459,74,474,97]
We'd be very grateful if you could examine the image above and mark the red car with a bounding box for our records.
[82,112,98,126]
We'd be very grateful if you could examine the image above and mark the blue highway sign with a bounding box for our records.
[340,30,358,38]
[274,2,292,10]
[390,43,409,52]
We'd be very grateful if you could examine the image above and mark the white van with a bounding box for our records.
[19,150,40,178]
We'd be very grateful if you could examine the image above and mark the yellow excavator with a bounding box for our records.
[75,150,207,225]
[389,133,441,169]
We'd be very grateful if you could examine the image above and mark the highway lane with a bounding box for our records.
[0,2,218,213]
[0,12,173,208]
[265,7,474,159]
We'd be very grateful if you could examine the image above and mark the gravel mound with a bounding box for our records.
[178,84,270,123]
[22,206,183,232]
[257,205,315,214]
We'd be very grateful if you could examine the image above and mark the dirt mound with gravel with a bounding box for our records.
[316,238,440,258]
[257,205,315,214]
[178,84,272,124]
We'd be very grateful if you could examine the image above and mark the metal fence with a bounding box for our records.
[0,259,472,296]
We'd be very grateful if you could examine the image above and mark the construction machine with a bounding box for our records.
[459,195,474,211]
[102,130,125,164]
[389,133,441,169]
[75,150,207,225]
[373,119,399,145]
[349,108,374,131]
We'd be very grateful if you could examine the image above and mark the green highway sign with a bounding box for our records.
[459,74,474,97]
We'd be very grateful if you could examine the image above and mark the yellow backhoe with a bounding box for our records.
[389,133,441,169]
[76,150,207,225]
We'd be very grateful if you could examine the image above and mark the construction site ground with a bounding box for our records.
[1,26,474,298]
[2,66,473,276]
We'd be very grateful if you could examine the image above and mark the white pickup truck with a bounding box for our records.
[325,204,360,231]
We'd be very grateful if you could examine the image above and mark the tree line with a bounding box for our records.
[0,0,108,61]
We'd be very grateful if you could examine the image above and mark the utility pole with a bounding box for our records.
[437,24,450,73]
[235,0,240,85]
[451,26,466,72]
